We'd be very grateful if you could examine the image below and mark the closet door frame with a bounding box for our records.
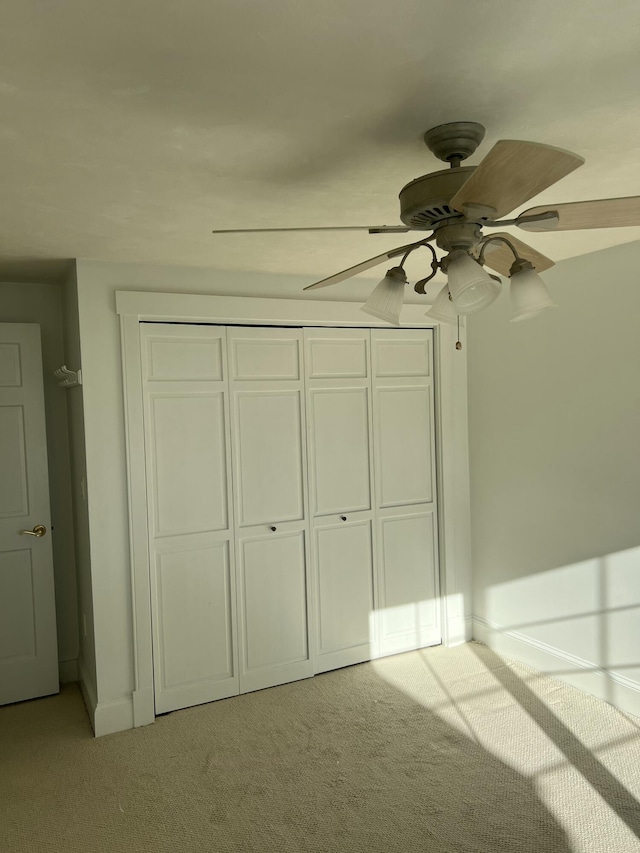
[118,291,471,729]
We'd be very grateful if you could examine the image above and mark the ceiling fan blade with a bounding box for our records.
[211,225,411,234]
[450,140,585,219]
[517,196,640,232]
[303,238,428,291]
[476,232,555,276]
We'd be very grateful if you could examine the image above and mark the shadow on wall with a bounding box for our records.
[479,546,640,704]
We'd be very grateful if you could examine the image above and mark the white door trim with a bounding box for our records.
[117,291,472,728]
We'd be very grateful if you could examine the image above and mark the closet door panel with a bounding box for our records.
[239,531,309,689]
[374,337,431,378]
[378,510,439,654]
[141,324,239,715]
[150,392,228,535]
[308,387,371,516]
[304,328,378,671]
[371,329,441,656]
[307,338,368,379]
[314,519,375,672]
[228,327,313,694]
[145,334,224,382]
[234,390,305,526]
[154,540,235,712]
[231,336,300,381]
[375,385,434,508]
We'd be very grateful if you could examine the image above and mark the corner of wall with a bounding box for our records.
[473,616,640,719]
[58,659,78,683]
[77,655,134,736]
[77,655,97,733]
[62,263,99,707]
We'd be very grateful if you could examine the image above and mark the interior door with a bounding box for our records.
[304,328,378,672]
[141,324,238,714]
[0,323,58,705]
[227,327,313,693]
[371,329,441,655]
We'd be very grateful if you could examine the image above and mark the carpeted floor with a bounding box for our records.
[1,642,640,852]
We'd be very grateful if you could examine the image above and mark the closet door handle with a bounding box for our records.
[341,516,347,521]
[270,526,277,532]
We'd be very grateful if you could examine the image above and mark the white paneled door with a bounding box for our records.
[304,329,377,672]
[0,324,58,705]
[141,325,238,714]
[227,327,313,693]
[372,329,440,655]
[141,323,440,717]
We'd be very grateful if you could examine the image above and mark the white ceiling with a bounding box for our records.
[1,0,640,286]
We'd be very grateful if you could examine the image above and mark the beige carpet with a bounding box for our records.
[2,642,640,852]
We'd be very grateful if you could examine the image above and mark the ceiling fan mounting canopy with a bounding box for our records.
[399,122,487,230]
[423,121,486,164]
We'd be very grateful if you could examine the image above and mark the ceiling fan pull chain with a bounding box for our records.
[456,316,462,351]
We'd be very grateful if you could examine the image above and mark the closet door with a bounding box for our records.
[371,329,441,656]
[227,327,313,693]
[141,324,238,714]
[304,329,377,672]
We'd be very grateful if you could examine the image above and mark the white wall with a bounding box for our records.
[468,240,640,716]
[0,281,79,679]
[73,259,470,733]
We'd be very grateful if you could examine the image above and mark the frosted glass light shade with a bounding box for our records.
[510,267,557,322]
[425,284,458,325]
[361,266,407,325]
[446,252,501,315]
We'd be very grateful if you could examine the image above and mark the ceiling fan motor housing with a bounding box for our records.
[399,166,475,229]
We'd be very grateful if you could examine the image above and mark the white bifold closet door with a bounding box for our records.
[371,329,440,655]
[227,327,313,693]
[141,324,238,715]
[141,323,439,716]
[304,328,378,672]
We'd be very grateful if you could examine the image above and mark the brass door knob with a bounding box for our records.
[18,524,47,538]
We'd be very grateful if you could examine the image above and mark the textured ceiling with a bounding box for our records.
[1,0,640,286]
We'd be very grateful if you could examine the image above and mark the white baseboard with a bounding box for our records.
[473,616,640,719]
[93,696,134,737]
[77,656,135,737]
[58,658,78,684]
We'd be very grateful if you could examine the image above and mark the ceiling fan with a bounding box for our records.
[212,121,640,326]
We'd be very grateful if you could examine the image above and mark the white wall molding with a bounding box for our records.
[117,290,472,729]
[473,615,640,718]
[93,695,135,738]
[79,654,135,736]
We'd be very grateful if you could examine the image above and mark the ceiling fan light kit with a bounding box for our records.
[442,250,502,315]
[508,263,557,322]
[360,265,408,325]
[214,120,640,341]
[425,285,458,326]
